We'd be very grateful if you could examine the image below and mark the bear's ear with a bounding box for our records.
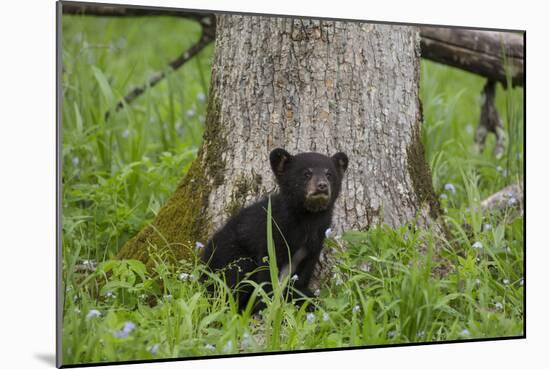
[270,148,293,177]
[332,152,349,175]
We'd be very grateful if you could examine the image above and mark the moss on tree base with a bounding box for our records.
[116,95,226,268]
[116,157,211,268]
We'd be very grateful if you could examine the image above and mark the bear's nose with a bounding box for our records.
[317,181,328,192]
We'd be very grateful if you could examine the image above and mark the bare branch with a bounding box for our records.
[110,34,213,117]
[62,3,212,22]
[103,16,215,119]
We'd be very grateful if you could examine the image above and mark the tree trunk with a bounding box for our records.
[117,15,440,274]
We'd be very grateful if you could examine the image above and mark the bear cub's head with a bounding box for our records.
[269,148,348,212]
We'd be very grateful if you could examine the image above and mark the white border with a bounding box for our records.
[1,1,546,368]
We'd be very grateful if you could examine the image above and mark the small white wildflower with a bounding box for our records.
[240,332,252,349]
[113,321,136,338]
[325,228,333,238]
[507,197,517,206]
[116,37,127,50]
[148,343,160,355]
[476,257,481,262]
[105,291,115,299]
[520,278,524,286]
[459,329,471,338]
[417,331,425,338]
[306,312,315,324]
[72,157,80,166]
[197,92,206,103]
[483,223,492,232]
[175,122,184,136]
[186,108,196,118]
[139,294,147,300]
[334,273,343,286]
[291,274,299,282]
[352,305,361,314]
[444,183,456,194]
[439,193,448,200]
[86,51,95,64]
[82,259,90,266]
[496,166,503,173]
[472,241,483,249]
[74,307,81,314]
[503,279,510,285]
[179,272,190,281]
[195,241,205,251]
[124,321,136,331]
[475,278,481,286]
[222,340,233,353]
[122,129,129,139]
[205,343,215,351]
[495,302,503,310]
[388,330,396,338]
[322,312,330,322]
[164,294,173,301]
[86,309,101,320]
[314,289,321,297]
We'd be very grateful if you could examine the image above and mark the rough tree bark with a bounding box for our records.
[117,15,440,277]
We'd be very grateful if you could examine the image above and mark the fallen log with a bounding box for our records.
[481,183,523,213]
[419,27,524,87]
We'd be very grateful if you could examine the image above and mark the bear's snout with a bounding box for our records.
[316,180,328,193]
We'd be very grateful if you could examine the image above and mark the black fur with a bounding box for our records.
[201,148,348,312]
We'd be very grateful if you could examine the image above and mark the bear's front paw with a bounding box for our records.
[300,287,315,298]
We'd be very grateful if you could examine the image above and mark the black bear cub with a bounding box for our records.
[201,148,348,312]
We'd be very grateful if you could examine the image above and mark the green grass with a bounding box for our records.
[60,16,524,365]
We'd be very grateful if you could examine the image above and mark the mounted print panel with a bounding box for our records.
[57,1,525,367]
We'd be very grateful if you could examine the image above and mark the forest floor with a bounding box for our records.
[60,16,524,365]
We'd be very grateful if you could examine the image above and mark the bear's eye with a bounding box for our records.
[325,170,332,179]
[304,170,312,179]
